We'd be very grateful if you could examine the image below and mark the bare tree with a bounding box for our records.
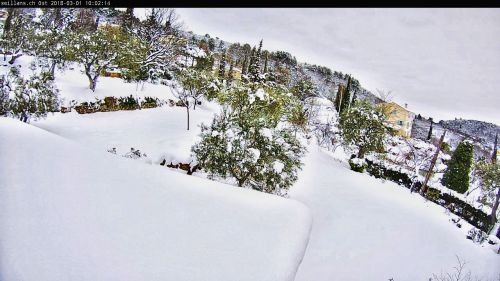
[431,256,487,281]
[376,88,393,103]
[170,81,193,131]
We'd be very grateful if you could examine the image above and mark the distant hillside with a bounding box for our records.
[412,117,499,160]
[440,119,499,146]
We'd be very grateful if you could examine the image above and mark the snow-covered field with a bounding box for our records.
[0,117,312,281]
[1,60,499,280]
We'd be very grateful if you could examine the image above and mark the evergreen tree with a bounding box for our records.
[247,47,256,74]
[0,68,60,122]
[119,8,138,33]
[492,133,498,164]
[227,63,234,86]
[351,88,358,105]
[334,84,345,112]
[218,51,227,81]
[248,45,262,82]
[427,118,434,141]
[0,8,36,64]
[241,54,248,75]
[340,75,352,113]
[339,100,387,158]
[263,52,269,74]
[441,140,474,193]
[291,78,317,101]
[474,161,500,226]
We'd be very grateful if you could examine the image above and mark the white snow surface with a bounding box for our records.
[0,118,312,281]
[290,146,500,281]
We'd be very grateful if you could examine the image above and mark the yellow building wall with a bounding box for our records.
[380,102,414,138]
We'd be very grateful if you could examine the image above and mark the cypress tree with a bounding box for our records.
[427,118,433,141]
[218,51,227,81]
[263,52,268,74]
[334,84,344,113]
[351,88,358,105]
[248,45,261,82]
[340,75,352,113]
[248,47,256,74]
[241,55,248,75]
[441,140,474,193]
[227,63,234,86]
[492,133,498,164]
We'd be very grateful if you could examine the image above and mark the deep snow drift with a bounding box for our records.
[0,118,312,281]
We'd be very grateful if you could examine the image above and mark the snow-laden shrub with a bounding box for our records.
[339,100,386,158]
[1,68,60,122]
[100,96,119,112]
[349,158,367,173]
[123,147,147,159]
[192,81,305,195]
[466,228,488,244]
[193,109,304,195]
[140,96,160,109]
[118,95,139,110]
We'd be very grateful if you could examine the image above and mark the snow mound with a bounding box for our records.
[0,117,312,281]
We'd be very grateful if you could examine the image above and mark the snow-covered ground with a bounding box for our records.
[1,60,499,280]
[290,147,500,281]
[0,117,312,281]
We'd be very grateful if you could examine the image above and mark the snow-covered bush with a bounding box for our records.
[466,228,488,244]
[140,96,160,109]
[0,68,59,122]
[192,81,305,195]
[474,161,500,225]
[118,95,139,110]
[339,100,387,158]
[349,158,367,173]
[192,109,304,195]
[123,147,147,159]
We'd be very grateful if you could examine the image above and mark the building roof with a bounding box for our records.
[381,101,411,113]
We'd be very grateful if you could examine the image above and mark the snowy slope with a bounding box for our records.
[0,118,312,281]
[290,146,500,281]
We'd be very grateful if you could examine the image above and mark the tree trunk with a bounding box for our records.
[491,186,500,225]
[186,106,190,130]
[89,78,96,92]
[422,130,446,195]
[8,53,22,65]
[49,61,57,80]
[357,146,365,158]
[85,66,97,92]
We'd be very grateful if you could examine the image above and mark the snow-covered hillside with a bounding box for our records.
[0,117,312,281]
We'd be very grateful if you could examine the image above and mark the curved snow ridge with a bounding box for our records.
[0,117,312,281]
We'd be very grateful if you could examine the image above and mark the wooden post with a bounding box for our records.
[421,130,446,195]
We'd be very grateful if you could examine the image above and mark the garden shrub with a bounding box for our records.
[118,95,139,110]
